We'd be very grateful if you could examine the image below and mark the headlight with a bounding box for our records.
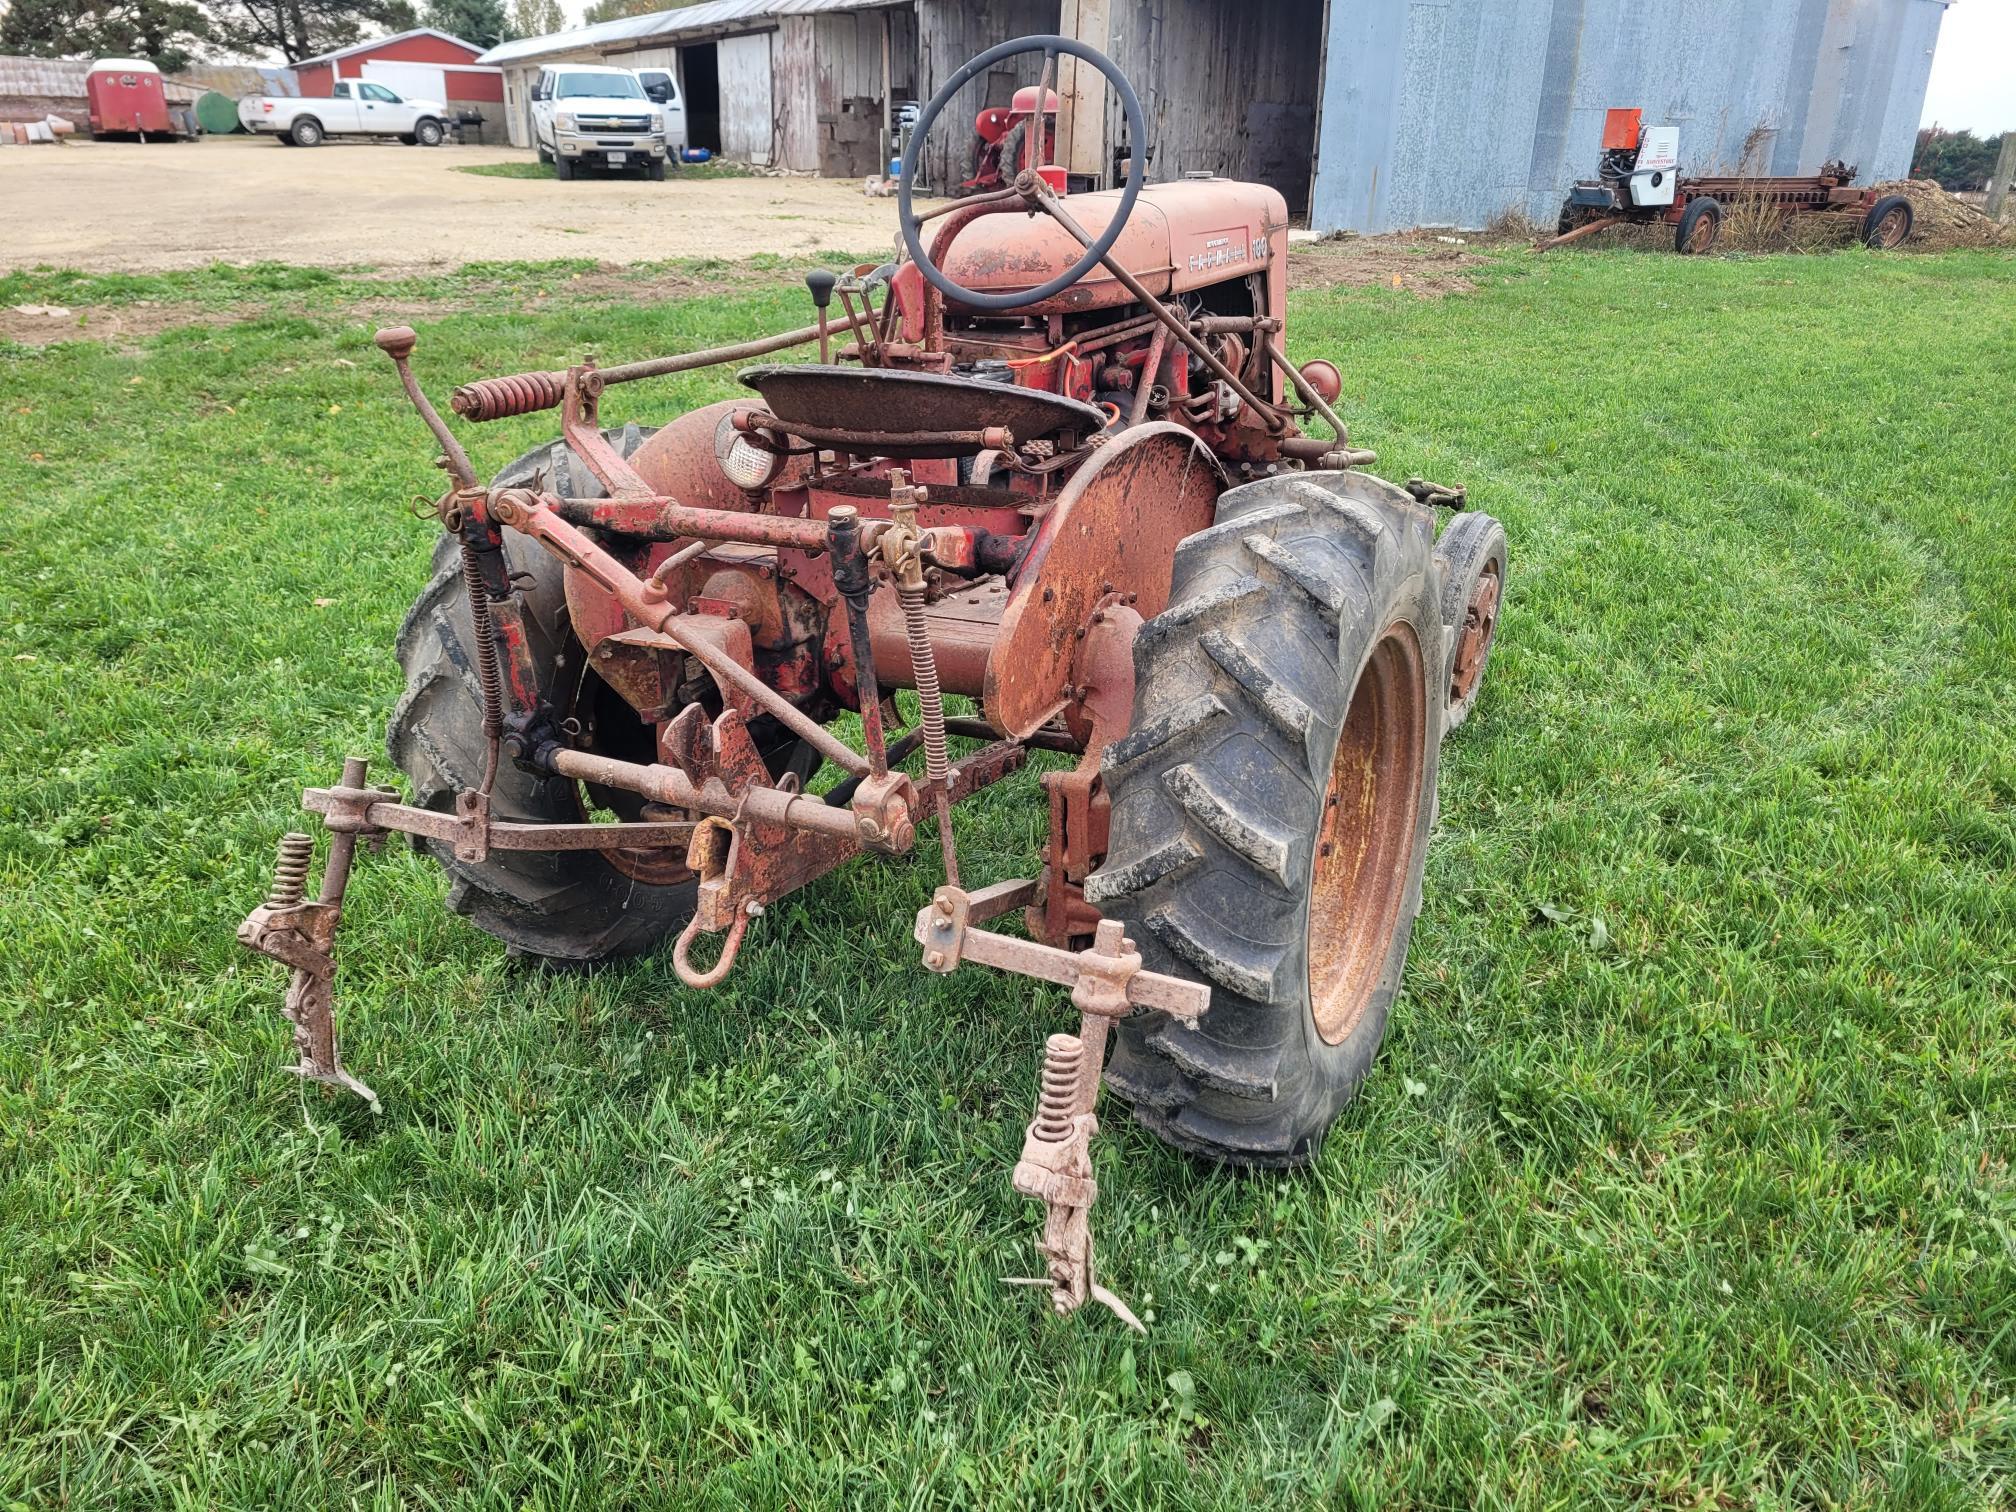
[715,411,786,491]
[649,110,663,129]
[554,112,575,131]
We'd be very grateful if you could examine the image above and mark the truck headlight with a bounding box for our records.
[554,112,575,131]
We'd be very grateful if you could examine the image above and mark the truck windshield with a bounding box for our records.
[554,73,644,99]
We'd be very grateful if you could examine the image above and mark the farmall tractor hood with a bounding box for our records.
[938,178,1291,315]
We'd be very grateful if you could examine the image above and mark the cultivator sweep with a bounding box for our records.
[241,36,1507,1327]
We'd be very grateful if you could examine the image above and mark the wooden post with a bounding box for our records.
[1986,132,2016,222]
[881,8,894,177]
[1055,0,1111,186]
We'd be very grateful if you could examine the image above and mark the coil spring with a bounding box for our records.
[1033,1033,1084,1143]
[897,583,949,786]
[270,832,313,909]
[460,538,504,741]
[450,371,564,423]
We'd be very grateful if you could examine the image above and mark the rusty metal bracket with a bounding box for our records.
[238,756,382,1111]
[914,885,1209,1331]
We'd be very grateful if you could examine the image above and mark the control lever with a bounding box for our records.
[804,269,838,363]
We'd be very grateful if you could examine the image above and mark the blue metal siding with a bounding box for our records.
[1311,0,1948,234]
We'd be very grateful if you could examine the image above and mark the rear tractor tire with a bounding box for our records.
[1433,512,1507,733]
[1090,472,1446,1166]
[386,427,820,963]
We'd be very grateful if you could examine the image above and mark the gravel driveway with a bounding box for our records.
[0,136,921,272]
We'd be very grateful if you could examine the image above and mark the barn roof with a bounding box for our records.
[294,27,486,68]
[478,0,906,67]
[0,53,204,103]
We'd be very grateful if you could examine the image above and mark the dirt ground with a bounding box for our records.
[0,135,922,273]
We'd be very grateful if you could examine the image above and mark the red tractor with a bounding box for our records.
[241,36,1508,1328]
[956,82,1057,196]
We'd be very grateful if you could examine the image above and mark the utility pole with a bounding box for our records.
[1987,132,2016,222]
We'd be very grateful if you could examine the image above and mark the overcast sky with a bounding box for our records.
[1922,1,2015,133]
[550,1,2010,133]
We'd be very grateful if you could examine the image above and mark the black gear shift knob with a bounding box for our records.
[804,269,838,310]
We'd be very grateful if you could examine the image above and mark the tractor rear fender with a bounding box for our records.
[983,423,1225,739]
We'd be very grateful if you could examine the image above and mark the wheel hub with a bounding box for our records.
[1450,564,1502,706]
[1308,624,1429,1046]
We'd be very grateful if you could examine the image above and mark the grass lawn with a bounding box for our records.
[2,244,2013,1507]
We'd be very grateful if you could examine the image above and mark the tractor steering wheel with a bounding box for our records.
[898,35,1147,312]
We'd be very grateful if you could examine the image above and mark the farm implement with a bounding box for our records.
[1545,107,1914,255]
[240,36,1508,1329]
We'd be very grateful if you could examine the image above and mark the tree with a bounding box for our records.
[1912,127,2005,192]
[509,0,563,38]
[0,0,212,71]
[582,0,703,24]
[423,0,512,50]
[208,0,419,63]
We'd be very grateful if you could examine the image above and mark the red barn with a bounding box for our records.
[293,27,503,123]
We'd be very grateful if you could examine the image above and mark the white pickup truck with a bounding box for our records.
[531,64,671,180]
[239,80,449,148]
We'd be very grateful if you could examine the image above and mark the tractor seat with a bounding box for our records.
[739,364,1105,459]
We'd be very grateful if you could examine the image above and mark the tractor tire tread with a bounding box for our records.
[1090,469,1445,1166]
[386,427,697,962]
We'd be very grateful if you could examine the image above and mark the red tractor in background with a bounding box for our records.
[956,81,1058,196]
[241,36,1508,1329]
[1546,106,1914,255]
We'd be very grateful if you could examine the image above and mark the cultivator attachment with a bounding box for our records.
[915,885,1209,1328]
[237,757,383,1110]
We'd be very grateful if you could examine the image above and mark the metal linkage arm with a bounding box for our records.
[487,487,869,779]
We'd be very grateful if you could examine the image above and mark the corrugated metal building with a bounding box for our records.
[1309,0,1952,233]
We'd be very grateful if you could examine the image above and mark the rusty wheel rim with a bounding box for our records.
[1308,624,1430,1046]
[1688,214,1718,254]
[1449,564,1502,708]
[1874,206,1909,249]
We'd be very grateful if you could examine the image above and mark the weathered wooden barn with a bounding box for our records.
[480,0,921,175]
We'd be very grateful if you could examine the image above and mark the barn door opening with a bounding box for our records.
[1237,0,1325,218]
[681,42,721,153]
[1097,0,1326,218]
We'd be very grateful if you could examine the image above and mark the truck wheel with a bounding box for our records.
[648,159,666,182]
[1860,194,1913,249]
[1090,472,1445,1166]
[554,154,575,181]
[388,427,819,962]
[1675,196,1722,254]
[1434,512,1507,733]
[415,117,444,147]
[290,117,324,147]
